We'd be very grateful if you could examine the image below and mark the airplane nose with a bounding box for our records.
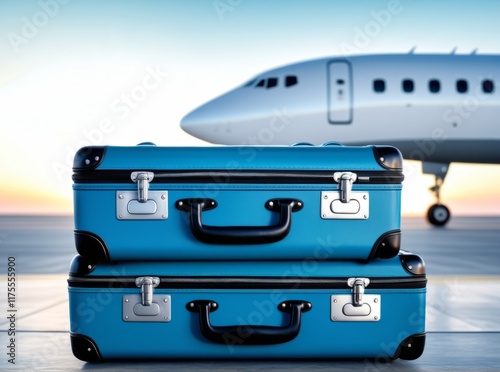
[180,88,282,144]
[180,103,232,143]
[180,108,205,139]
[180,92,239,143]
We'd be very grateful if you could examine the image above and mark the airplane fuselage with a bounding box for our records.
[181,54,500,164]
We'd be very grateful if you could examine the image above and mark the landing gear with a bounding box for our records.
[426,172,450,227]
[427,203,450,226]
[423,163,451,227]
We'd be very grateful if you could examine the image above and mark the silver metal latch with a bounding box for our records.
[347,277,370,306]
[131,171,154,203]
[135,276,160,306]
[123,277,170,322]
[333,172,357,203]
[331,277,380,322]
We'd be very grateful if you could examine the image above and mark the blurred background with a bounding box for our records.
[1,0,499,217]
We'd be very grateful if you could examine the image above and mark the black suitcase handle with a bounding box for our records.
[176,198,303,244]
[186,300,312,345]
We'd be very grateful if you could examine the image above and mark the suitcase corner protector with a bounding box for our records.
[70,333,103,362]
[369,230,401,261]
[69,255,97,276]
[73,146,106,170]
[372,145,404,170]
[393,332,426,360]
[74,230,110,264]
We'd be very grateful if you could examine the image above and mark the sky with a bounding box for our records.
[0,0,500,216]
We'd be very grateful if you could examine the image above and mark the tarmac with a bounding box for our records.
[0,216,499,371]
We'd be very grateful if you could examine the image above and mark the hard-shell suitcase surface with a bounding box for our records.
[73,144,404,262]
[68,251,426,361]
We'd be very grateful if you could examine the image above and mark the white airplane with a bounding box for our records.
[180,52,500,226]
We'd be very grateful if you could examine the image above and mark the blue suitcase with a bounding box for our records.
[68,251,426,361]
[73,144,404,262]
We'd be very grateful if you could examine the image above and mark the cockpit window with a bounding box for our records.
[266,78,278,88]
[255,79,266,88]
[243,78,258,87]
[251,76,296,89]
[285,75,298,87]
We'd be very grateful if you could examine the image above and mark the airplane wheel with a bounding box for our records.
[427,204,450,226]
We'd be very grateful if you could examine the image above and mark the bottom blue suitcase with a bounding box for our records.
[67,251,426,361]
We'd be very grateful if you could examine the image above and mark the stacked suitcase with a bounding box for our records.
[68,143,426,362]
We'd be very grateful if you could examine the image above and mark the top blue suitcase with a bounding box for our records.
[72,143,404,262]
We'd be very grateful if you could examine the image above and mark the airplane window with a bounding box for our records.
[256,79,266,88]
[244,78,258,87]
[482,79,494,93]
[456,79,468,93]
[429,79,441,93]
[267,78,278,88]
[402,79,414,93]
[373,79,385,93]
[285,75,298,87]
